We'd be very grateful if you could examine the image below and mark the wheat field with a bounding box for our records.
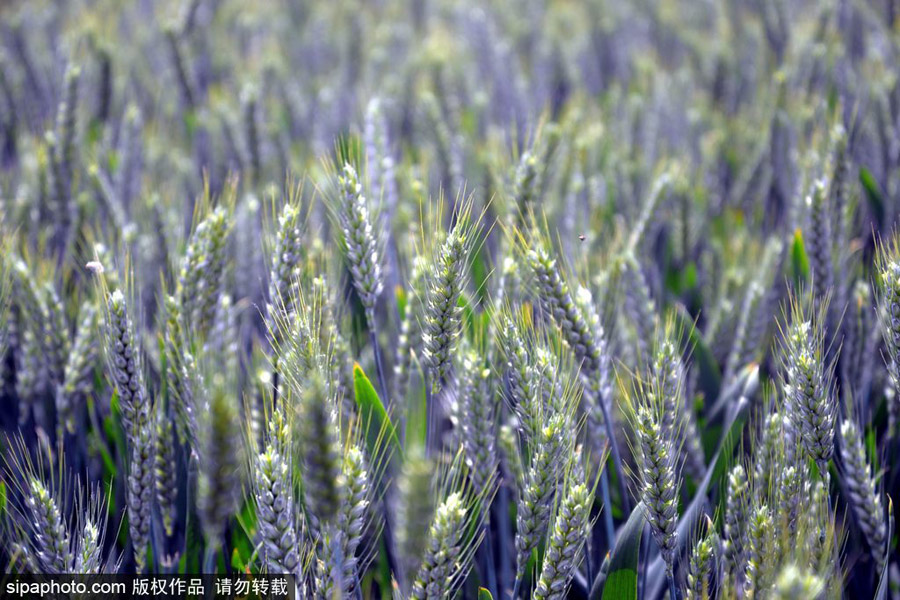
[0,0,898,598]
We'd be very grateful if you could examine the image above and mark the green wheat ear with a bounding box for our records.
[197,375,243,550]
[875,234,900,425]
[633,389,680,581]
[27,477,71,573]
[0,236,10,356]
[331,161,384,329]
[778,289,835,469]
[105,288,150,441]
[267,183,305,322]
[101,284,156,572]
[397,450,436,586]
[178,199,233,340]
[650,318,705,481]
[334,443,371,597]
[298,374,343,529]
[410,448,495,599]
[773,564,826,600]
[254,408,301,576]
[164,293,195,445]
[532,472,592,600]
[2,435,116,574]
[514,413,572,584]
[155,415,178,538]
[724,464,750,582]
[421,193,484,394]
[454,334,498,495]
[839,417,886,570]
[422,226,468,392]
[744,504,774,597]
[394,255,429,402]
[411,490,468,599]
[686,515,719,600]
[56,301,98,435]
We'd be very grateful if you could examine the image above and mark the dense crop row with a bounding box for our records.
[1,0,899,598]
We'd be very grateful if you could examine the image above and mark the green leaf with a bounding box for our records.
[230,549,243,572]
[335,134,364,167]
[353,363,401,459]
[375,536,393,600]
[460,108,479,137]
[596,501,645,600]
[106,149,119,174]
[459,293,476,337]
[706,362,759,424]
[705,374,755,488]
[91,430,117,479]
[875,496,894,600]
[664,262,681,295]
[182,464,204,574]
[396,285,408,321]
[791,228,810,284]
[866,428,878,467]
[88,121,103,147]
[231,499,257,572]
[183,109,198,138]
[99,394,124,480]
[404,354,428,452]
[673,304,721,403]
[860,167,886,229]
[478,588,494,600]
[681,261,698,291]
[471,242,489,305]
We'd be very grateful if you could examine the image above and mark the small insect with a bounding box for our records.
[578,234,586,242]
